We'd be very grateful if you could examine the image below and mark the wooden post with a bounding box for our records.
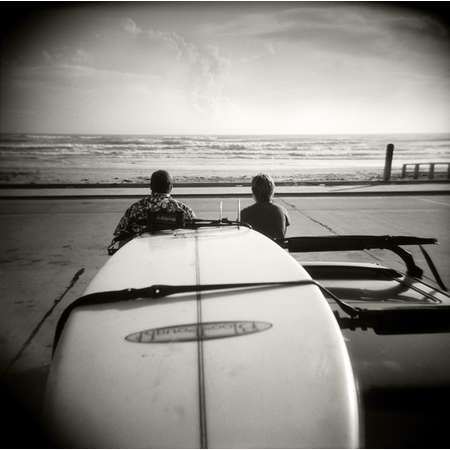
[383,143,394,182]
[429,163,435,179]
[413,163,420,179]
[401,164,407,178]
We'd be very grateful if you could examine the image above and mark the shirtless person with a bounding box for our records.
[240,173,290,240]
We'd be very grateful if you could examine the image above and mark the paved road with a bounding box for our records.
[0,194,449,419]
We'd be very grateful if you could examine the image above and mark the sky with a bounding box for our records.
[0,2,449,135]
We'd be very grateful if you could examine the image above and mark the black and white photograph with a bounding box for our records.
[1,1,449,448]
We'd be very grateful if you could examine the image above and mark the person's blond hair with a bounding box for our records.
[251,173,275,202]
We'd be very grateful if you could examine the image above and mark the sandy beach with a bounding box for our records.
[1,165,448,185]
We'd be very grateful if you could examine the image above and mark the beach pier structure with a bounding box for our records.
[383,143,394,182]
[401,162,450,180]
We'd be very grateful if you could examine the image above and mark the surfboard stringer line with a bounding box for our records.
[195,232,208,448]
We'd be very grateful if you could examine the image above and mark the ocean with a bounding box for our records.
[0,133,449,183]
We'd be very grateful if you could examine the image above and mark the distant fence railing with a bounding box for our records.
[401,162,450,180]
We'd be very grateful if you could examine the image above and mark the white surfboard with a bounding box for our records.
[45,226,359,448]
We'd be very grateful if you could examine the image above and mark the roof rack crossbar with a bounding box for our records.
[279,235,437,279]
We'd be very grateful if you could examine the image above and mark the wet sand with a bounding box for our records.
[0,165,394,184]
[2,163,449,187]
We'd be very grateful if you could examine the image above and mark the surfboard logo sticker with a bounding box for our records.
[125,321,272,343]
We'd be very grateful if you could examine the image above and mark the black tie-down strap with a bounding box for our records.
[53,275,450,353]
[52,279,358,354]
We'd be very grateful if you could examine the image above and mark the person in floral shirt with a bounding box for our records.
[108,170,195,254]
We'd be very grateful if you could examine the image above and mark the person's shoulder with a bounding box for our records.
[241,204,254,213]
[241,203,258,216]
[244,202,265,211]
[172,197,190,208]
[272,201,288,212]
[271,201,290,218]
[126,196,148,212]
[172,197,195,216]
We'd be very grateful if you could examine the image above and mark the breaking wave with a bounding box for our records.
[0,133,449,170]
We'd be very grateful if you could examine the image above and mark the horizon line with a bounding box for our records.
[1,131,449,137]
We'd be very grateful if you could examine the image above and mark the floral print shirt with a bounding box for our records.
[109,193,195,249]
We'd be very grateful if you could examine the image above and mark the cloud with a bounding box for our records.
[2,60,160,94]
[265,41,276,55]
[22,43,164,92]
[203,4,448,63]
[41,47,92,67]
[274,5,448,60]
[121,17,141,36]
[120,17,232,114]
[180,42,231,114]
[238,42,277,64]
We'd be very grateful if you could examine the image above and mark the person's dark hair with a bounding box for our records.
[251,173,275,202]
[150,170,173,194]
